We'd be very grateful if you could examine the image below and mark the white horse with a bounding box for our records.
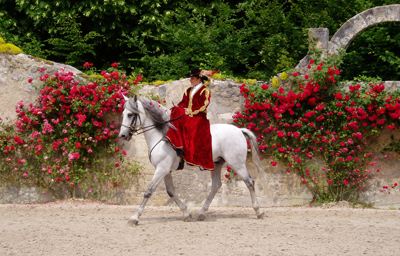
[119,95,265,225]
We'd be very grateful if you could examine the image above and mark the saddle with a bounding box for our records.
[162,136,185,170]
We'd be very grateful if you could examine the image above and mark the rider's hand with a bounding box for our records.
[185,108,190,115]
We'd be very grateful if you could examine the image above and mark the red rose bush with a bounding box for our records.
[233,59,400,202]
[0,63,142,198]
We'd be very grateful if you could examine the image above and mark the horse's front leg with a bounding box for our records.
[164,173,192,222]
[128,168,168,226]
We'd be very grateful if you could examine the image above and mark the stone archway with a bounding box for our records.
[329,4,400,54]
[293,4,400,76]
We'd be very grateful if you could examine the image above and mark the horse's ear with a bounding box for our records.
[123,94,129,102]
[133,94,137,102]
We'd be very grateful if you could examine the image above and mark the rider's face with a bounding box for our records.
[190,76,202,86]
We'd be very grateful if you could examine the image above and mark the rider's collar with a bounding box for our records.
[191,82,203,97]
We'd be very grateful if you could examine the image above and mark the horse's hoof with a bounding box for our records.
[257,211,265,219]
[198,214,206,221]
[184,213,192,222]
[128,218,139,226]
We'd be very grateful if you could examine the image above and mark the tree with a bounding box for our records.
[0,0,398,81]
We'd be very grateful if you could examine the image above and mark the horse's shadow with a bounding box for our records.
[136,210,259,224]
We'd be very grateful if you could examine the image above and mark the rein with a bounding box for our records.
[121,111,186,164]
[122,113,186,136]
[121,102,187,164]
[148,138,164,162]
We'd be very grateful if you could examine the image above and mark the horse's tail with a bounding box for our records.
[240,128,265,173]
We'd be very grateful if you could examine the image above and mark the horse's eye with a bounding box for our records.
[127,113,134,117]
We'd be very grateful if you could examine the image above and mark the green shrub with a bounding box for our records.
[0,43,23,54]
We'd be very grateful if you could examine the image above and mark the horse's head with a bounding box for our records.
[119,95,144,141]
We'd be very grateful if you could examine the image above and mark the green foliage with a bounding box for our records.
[0,0,399,81]
[341,22,400,81]
[45,13,103,66]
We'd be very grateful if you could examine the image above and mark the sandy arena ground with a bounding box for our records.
[0,199,399,256]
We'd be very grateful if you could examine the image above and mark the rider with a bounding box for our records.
[166,68,214,171]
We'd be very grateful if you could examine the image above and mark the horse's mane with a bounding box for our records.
[126,97,173,135]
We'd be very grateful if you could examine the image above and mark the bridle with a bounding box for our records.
[121,100,150,137]
[121,112,143,137]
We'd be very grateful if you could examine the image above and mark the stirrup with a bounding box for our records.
[177,157,184,170]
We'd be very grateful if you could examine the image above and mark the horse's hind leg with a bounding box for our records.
[164,172,192,222]
[128,168,168,226]
[235,167,264,219]
[198,160,224,221]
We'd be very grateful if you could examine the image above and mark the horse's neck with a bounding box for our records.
[142,118,163,150]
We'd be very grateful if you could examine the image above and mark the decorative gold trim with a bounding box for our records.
[182,157,214,171]
[190,87,210,116]
[188,87,194,116]
[165,135,184,149]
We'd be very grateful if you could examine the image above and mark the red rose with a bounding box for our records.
[388,124,395,130]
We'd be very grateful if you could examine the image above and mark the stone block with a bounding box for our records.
[372,5,400,23]
[308,28,329,50]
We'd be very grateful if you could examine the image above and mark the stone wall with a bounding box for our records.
[119,79,400,209]
[0,53,82,122]
[1,52,399,208]
[0,52,313,207]
[2,3,400,208]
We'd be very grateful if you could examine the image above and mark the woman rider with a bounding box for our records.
[166,68,214,171]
